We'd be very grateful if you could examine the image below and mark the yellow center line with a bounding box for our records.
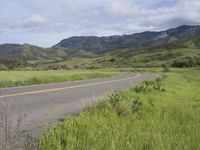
[0,74,140,98]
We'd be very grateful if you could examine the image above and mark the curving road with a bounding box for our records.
[0,73,159,136]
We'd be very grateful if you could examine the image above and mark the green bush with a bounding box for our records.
[132,97,143,113]
[171,56,200,67]
[162,63,171,72]
[134,76,166,93]
[108,91,143,116]
[109,91,121,108]
[0,58,29,70]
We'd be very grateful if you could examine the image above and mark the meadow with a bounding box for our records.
[39,68,200,150]
[0,70,119,88]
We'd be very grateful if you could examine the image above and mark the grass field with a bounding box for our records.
[39,68,200,150]
[0,70,119,88]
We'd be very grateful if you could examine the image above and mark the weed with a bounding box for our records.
[135,75,166,93]
[131,98,143,113]
[109,91,121,108]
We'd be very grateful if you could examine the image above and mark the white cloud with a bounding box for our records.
[17,14,54,29]
[1,0,200,46]
[104,0,200,33]
[106,0,140,17]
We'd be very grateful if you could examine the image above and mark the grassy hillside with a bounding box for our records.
[0,43,96,63]
[51,36,200,68]
[20,45,80,63]
[39,68,200,150]
[1,36,200,69]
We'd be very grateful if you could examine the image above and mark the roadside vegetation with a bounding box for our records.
[39,68,200,150]
[0,70,118,88]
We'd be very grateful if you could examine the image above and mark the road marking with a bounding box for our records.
[0,74,140,98]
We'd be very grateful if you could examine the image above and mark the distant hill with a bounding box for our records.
[0,25,200,68]
[54,25,200,54]
[0,44,95,63]
[0,44,22,58]
[62,35,200,68]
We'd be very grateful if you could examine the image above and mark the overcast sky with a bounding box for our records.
[0,0,200,47]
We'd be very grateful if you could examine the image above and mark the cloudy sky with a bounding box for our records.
[0,0,200,47]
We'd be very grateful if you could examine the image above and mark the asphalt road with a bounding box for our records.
[0,73,159,137]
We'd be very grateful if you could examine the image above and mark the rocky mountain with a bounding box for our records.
[54,25,200,54]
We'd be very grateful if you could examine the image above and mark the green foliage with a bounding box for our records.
[131,97,143,113]
[191,35,200,48]
[0,59,29,70]
[39,69,200,150]
[171,56,200,67]
[109,91,121,108]
[134,76,165,93]
[162,63,171,72]
[108,91,141,116]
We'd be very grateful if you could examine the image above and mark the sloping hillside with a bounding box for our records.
[55,36,200,68]
[0,44,96,64]
[0,25,200,68]
[54,25,200,54]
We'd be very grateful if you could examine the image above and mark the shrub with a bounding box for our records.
[162,63,171,72]
[109,91,121,108]
[131,98,143,113]
[110,58,116,62]
[116,101,133,116]
[0,80,15,88]
[135,76,166,93]
[87,65,99,69]
[171,56,200,68]
[0,59,29,70]
[108,91,143,116]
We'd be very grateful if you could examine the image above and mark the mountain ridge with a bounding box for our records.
[0,25,200,65]
[54,25,200,53]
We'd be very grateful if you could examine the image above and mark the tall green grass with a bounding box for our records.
[0,70,118,88]
[39,68,200,150]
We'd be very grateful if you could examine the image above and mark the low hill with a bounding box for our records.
[0,44,96,63]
